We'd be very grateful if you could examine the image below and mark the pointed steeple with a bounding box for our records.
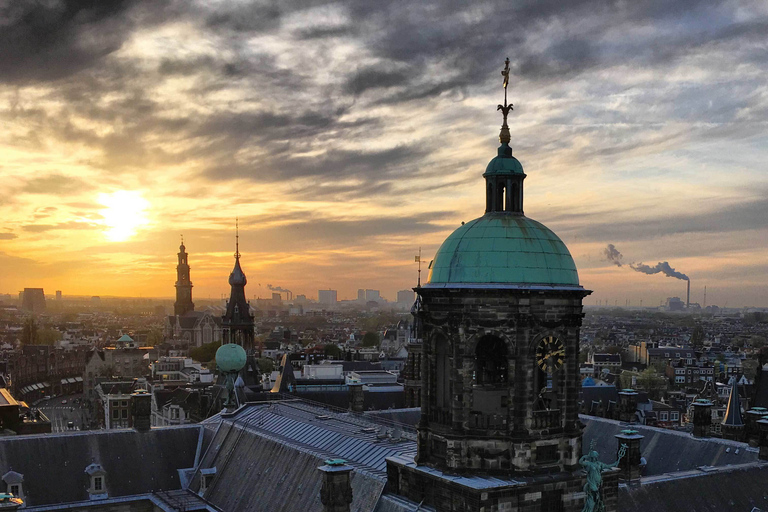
[222,219,254,352]
[723,377,744,427]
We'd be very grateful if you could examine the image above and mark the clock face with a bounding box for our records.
[536,336,565,373]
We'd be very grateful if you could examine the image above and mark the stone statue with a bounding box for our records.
[579,442,627,512]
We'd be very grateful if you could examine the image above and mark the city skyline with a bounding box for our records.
[1,1,768,307]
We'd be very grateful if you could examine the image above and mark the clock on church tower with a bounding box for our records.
[386,59,597,512]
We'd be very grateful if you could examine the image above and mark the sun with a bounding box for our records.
[98,190,150,242]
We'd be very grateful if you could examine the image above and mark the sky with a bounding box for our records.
[1,0,767,307]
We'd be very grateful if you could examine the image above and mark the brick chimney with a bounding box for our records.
[614,429,644,484]
[744,408,768,447]
[618,389,638,423]
[318,459,353,512]
[757,418,768,461]
[691,399,713,438]
[348,383,364,413]
[131,390,152,432]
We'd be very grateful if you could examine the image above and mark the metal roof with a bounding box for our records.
[202,401,417,479]
[427,213,579,286]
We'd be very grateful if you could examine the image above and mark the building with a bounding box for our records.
[396,289,414,304]
[364,289,380,302]
[592,353,622,375]
[20,288,45,313]
[96,381,141,429]
[84,347,156,401]
[318,289,337,305]
[387,79,597,512]
[10,345,85,401]
[174,238,194,316]
[357,289,365,302]
[55,291,61,301]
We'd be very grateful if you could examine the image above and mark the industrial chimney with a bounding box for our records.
[686,280,690,309]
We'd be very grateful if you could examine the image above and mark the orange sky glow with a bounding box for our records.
[1,2,767,307]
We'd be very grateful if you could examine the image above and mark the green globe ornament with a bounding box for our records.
[215,343,247,373]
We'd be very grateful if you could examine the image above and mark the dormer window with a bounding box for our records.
[2,471,24,502]
[85,463,107,500]
[199,467,217,495]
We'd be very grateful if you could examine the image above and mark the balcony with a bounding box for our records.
[469,412,507,430]
[532,409,561,430]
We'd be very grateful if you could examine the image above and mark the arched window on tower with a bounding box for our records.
[435,336,451,416]
[475,336,507,385]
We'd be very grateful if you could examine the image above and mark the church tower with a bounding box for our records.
[387,60,603,512]
[221,224,254,352]
[174,237,194,316]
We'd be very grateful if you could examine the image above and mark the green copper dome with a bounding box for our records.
[216,343,247,373]
[426,213,580,287]
[484,143,524,176]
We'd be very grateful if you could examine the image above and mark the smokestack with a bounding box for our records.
[687,280,690,309]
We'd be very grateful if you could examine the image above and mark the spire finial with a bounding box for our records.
[235,218,240,260]
[497,57,513,145]
[180,234,184,245]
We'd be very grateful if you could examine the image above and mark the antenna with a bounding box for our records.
[415,247,422,287]
[235,217,240,259]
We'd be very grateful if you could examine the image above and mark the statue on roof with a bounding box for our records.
[580,441,627,512]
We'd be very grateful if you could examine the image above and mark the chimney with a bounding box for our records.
[744,408,768,447]
[131,390,152,432]
[318,459,353,512]
[691,399,713,438]
[348,383,364,413]
[615,429,644,484]
[686,280,690,309]
[618,389,638,423]
[758,418,768,461]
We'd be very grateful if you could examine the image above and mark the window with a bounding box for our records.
[9,485,19,496]
[475,336,507,385]
[671,411,679,421]
[94,477,103,491]
[112,409,119,419]
[121,409,128,419]
[659,412,668,421]
[121,400,128,407]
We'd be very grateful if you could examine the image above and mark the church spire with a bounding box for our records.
[174,238,194,316]
[723,377,744,427]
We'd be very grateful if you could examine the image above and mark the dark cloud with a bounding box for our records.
[0,0,150,84]
[345,68,410,95]
[548,194,768,243]
[0,233,17,240]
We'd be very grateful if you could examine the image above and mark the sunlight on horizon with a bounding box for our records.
[98,190,150,242]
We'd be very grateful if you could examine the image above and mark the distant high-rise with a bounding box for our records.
[318,289,337,305]
[357,289,365,302]
[397,290,414,304]
[365,289,380,302]
[174,238,194,316]
[55,290,62,300]
[21,288,46,313]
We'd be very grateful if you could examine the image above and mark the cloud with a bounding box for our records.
[21,221,99,233]
[21,174,92,195]
[0,233,18,240]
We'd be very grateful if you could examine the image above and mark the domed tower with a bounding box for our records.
[174,237,194,316]
[387,60,595,512]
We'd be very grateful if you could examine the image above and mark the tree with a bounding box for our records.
[638,368,666,400]
[256,358,274,375]
[742,359,759,381]
[146,328,164,346]
[751,336,767,350]
[361,332,380,348]
[37,328,61,346]
[190,342,220,363]
[324,344,343,360]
